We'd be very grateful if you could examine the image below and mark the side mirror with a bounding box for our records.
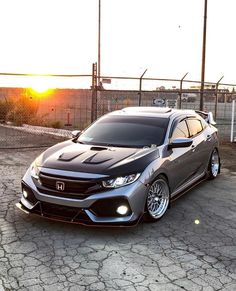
[168,138,193,149]
[71,130,81,139]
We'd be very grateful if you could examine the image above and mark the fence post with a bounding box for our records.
[200,0,208,111]
[230,100,235,142]
[91,63,97,122]
[179,72,188,109]
[214,76,224,121]
[138,69,147,106]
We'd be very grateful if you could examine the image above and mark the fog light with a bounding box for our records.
[116,205,129,215]
[23,189,28,199]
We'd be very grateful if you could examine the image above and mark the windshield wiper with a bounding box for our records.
[104,143,138,148]
[76,140,86,144]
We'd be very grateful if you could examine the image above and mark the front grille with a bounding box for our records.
[32,202,91,223]
[35,172,104,199]
[39,173,100,193]
[41,202,79,218]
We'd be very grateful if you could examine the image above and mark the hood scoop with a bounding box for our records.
[58,151,85,161]
[90,146,108,151]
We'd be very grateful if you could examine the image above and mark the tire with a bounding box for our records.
[208,149,220,179]
[145,175,170,222]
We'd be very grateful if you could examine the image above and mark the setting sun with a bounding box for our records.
[28,76,54,96]
[31,83,50,94]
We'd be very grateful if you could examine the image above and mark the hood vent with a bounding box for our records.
[90,146,108,151]
[58,151,85,161]
[83,153,112,164]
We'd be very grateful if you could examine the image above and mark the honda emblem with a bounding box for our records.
[56,181,65,191]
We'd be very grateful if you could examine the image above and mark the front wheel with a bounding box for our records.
[145,175,170,222]
[208,149,220,179]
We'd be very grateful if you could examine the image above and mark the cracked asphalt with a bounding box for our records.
[0,143,236,291]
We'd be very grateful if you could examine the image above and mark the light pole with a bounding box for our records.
[200,0,208,111]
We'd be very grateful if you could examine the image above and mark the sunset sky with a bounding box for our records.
[0,0,235,89]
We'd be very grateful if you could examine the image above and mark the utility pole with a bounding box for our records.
[91,63,98,122]
[98,0,101,85]
[200,0,208,111]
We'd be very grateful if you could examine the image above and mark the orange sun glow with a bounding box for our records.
[29,77,53,96]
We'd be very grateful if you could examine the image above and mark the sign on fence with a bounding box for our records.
[167,99,177,108]
[153,98,177,109]
[153,98,166,106]
[102,78,111,84]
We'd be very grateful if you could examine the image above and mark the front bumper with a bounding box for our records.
[16,168,147,226]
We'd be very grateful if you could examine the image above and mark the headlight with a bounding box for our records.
[102,173,141,188]
[30,161,40,179]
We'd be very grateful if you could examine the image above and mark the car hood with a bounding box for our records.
[37,140,160,177]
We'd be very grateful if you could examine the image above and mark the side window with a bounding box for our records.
[200,118,207,130]
[187,119,203,137]
[171,120,189,139]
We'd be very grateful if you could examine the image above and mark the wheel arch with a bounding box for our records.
[144,172,171,222]
[207,147,221,179]
[208,146,221,172]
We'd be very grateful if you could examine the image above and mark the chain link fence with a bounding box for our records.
[0,87,92,149]
[0,73,236,149]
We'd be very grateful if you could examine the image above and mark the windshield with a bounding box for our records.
[78,115,169,148]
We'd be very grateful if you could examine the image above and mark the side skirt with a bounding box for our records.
[170,172,207,203]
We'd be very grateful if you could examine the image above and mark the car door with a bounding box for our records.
[186,118,211,176]
[166,118,196,192]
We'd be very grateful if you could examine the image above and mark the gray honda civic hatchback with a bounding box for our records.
[17,107,220,226]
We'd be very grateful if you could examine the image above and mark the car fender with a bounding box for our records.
[139,156,170,188]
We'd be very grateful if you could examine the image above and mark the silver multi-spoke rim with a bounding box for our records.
[147,179,169,219]
[211,150,220,177]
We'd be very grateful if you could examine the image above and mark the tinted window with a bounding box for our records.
[78,116,169,148]
[171,120,189,139]
[201,119,207,129]
[187,119,203,137]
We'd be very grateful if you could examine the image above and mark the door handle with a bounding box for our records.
[191,144,196,152]
[206,135,212,141]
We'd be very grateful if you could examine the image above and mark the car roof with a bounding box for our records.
[108,107,198,119]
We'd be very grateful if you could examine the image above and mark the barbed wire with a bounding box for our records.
[0,72,235,87]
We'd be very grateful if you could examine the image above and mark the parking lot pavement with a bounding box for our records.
[0,147,236,291]
[0,125,66,149]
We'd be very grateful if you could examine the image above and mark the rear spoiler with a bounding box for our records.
[195,110,216,125]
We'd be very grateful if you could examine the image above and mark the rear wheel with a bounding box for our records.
[145,175,170,222]
[208,149,220,179]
